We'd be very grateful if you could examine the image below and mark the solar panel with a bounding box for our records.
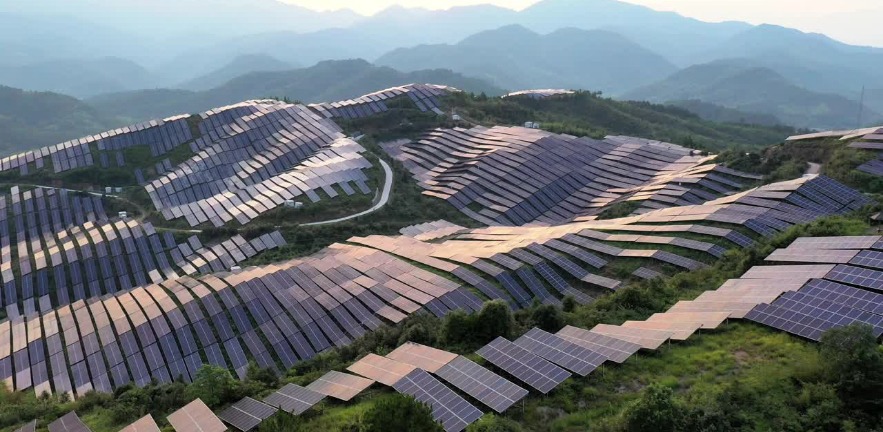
[167,399,226,432]
[118,415,160,432]
[513,328,605,376]
[306,371,374,401]
[436,356,528,413]
[217,397,277,432]
[555,325,641,363]
[385,342,458,373]
[47,411,91,432]
[263,383,325,415]
[347,353,417,386]
[476,337,570,394]
[589,324,672,350]
[12,420,36,432]
[393,368,483,432]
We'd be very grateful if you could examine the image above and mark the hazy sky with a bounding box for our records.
[281,0,883,47]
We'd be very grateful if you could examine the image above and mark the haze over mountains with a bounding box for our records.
[2,0,883,131]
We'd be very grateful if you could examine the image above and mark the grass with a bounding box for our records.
[272,323,818,432]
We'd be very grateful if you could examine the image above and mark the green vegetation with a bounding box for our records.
[0,85,116,156]
[361,394,443,432]
[718,137,883,196]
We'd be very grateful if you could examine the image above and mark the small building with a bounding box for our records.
[524,121,541,129]
[231,266,242,273]
[105,187,113,194]
[284,200,304,209]
[452,114,462,121]
[118,211,128,219]
[114,187,123,193]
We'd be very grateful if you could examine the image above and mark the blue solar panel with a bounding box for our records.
[476,337,571,394]
[393,369,483,432]
[435,356,528,413]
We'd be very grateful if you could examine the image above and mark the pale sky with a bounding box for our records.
[281,0,883,47]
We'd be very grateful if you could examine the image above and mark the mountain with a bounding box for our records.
[0,0,362,47]
[0,12,151,67]
[0,56,158,99]
[377,25,677,95]
[87,59,504,122]
[625,62,882,130]
[154,28,389,86]
[690,25,883,99]
[177,54,297,91]
[516,0,750,65]
[0,86,115,155]
[668,100,783,126]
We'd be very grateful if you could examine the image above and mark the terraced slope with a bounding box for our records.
[0,173,865,399]
[384,126,762,225]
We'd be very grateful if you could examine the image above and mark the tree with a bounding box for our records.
[474,300,514,343]
[187,365,238,408]
[819,324,883,417]
[623,384,686,432]
[441,310,475,345]
[361,394,444,432]
[531,304,565,332]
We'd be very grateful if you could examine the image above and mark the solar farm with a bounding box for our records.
[0,84,881,432]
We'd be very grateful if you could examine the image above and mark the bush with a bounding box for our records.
[361,394,444,432]
[187,365,239,408]
[623,384,687,432]
[819,324,883,418]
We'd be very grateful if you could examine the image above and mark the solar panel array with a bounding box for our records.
[47,411,91,432]
[309,84,457,119]
[0,184,286,315]
[263,383,325,415]
[392,368,484,432]
[0,115,193,175]
[118,415,161,432]
[502,89,575,99]
[145,100,374,228]
[167,399,226,432]
[383,126,764,225]
[217,397,277,432]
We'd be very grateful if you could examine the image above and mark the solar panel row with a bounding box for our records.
[384,125,764,225]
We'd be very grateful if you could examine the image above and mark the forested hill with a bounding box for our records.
[86,60,506,123]
[0,85,114,156]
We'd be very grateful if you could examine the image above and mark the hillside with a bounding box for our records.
[0,85,114,155]
[669,99,784,126]
[0,56,158,98]
[377,25,677,95]
[87,60,505,122]
[176,54,296,91]
[625,62,882,129]
[687,25,883,100]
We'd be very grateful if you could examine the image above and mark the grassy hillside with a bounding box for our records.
[87,59,505,123]
[625,61,881,130]
[438,91,795,151]
[0,85,115,156]
[377,25,677,95]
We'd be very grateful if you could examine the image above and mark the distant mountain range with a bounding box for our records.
[626,62,882,130]
[377,25,677,95]
[86,59,505,122]
[2,0,883,129]
[0,86,115,155]
[0,57,158,98]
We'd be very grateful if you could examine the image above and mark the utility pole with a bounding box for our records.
[857,85,866,129]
